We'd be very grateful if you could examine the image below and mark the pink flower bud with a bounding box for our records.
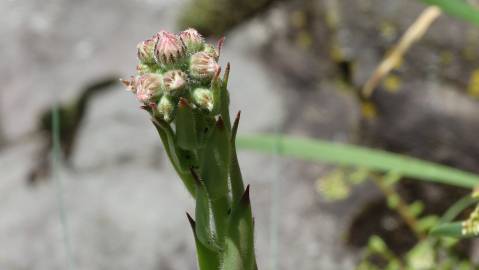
[120,76,138,93]
[189,51,220,80]
[179,28,204,53]
[154,31,186,65]
[162,70,187,94]
[137,38,156,64]
[135,73,163,103]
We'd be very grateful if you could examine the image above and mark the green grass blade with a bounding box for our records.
[237,134,479,188]
[420,0,479,26]
[440,195,478,223]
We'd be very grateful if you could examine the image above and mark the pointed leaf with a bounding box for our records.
[176,98,199,151]
[230,111,245,204]
[199,118,230,199]
[192,169,221,251]
[187,213,221,270]
[227,186,256,270]
[152,119,195,196]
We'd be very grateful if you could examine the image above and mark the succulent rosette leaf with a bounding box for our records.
[121,29,257,270]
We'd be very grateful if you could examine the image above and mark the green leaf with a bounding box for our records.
[383,171,401,187]
[440,195,478,223]
[193,169,229,252]
[194,176,221,251]
[408,201,425,218]
[417,215,439,232]
[368,235,388,254]
[221,237,244,270]
[237,134,479,188]
[430,222,465,238]
[187,213,221,270]
[199,118,231,199]
[194,110,215,148]
[420,0,479,27]
[227,186,255,270]
[152,119,195,197]
[386,194,400,209]
[230,112,245,205]
[406,240,435,270]
[176,98,199,151]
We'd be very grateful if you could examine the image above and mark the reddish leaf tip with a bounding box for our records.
[240,185,251,205]
[217,37,225,58]
[186,212,196,229]
[178,97,190,108]
[216,116,225,129]
[235,110,241,121]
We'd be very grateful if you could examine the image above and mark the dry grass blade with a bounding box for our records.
[362,6,442,98]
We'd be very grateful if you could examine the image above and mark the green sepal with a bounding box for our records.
[176,98,200,151]
[226,186,255,270]
[187,213,221,270]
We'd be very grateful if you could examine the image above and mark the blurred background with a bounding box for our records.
[2,0,479,269]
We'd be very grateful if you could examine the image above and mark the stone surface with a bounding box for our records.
[7,0,472,269]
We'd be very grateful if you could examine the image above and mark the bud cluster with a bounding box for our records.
[121,28,224,122]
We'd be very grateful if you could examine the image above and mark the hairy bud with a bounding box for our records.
[137,38,156,64]
[190,52,220,80]
[179,28,204,53]
[157,95,174,122]
[120,76,138,93]
[135,73,163,103]
[162,70,187,95]
[154,31,186,66]
[203,44,219,61]
[192,88,214,111]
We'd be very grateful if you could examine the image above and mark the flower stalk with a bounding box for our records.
[121,28,257,270]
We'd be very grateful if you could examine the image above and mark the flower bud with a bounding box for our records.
[136,63,152,75]
[120,76,138,93]
[189,52,220,80]
[203,43,219,61]
[137,38,156,64]
[179,28,204,53]
[135,73,163,103]
[154,30,186,66]
[192,88,214,111]
[162,70,187,95]
[157,95,175,122]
